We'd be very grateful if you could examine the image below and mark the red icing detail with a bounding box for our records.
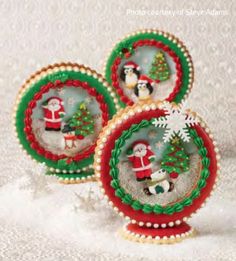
[76,135,84,140]
[111,39,183,105]
[127,222,191,238]
[24,79,109,162]
[169,172,179,179]
[55,80,61,85]
[99,108,218,224]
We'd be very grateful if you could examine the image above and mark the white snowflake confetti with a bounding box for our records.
[19,163,55,198]
[152,101,199,143]
[74,188,98,212]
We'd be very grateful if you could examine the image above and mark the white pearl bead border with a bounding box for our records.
[12,63,120,174]
[48,164,93,174]
[94,101,220,228]
[57,174,97,185]
[120,223,196,244]
[103,28,194,103]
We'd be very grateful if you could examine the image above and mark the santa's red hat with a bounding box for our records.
[132,140,152,150]
[138,75,155,86]
[124,61,140,71]
[46,96,64,105]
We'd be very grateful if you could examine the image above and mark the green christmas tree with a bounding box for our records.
[161,137,189,176]
[68,102,94,138]
[149,51,170,82]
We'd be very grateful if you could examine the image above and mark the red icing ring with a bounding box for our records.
[99,109,217,224]
[111,40,183,106]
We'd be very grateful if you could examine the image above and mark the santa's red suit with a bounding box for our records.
[42,97,65,130]
[127,140,155,181]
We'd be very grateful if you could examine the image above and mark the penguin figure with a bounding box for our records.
[134,75,155,101]
[120,61,140,89]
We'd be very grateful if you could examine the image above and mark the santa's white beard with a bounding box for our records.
[134,149,147,157]
[48,104,60,111]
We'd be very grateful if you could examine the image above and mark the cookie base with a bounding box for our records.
[120,222,196,244]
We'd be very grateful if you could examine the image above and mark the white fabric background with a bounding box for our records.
[0,0,235,260]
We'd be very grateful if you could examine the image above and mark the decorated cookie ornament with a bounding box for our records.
[94,101,220,244]
[14,63,119,184]
[104,29,194,107]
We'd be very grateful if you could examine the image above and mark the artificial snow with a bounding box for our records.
[0,169,235,261]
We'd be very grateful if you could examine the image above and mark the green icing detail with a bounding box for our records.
[111,179,120,189]
[48,72,68,83]
[155,185,165,194]
[109,119,211,215]
[105,31,192,107]
[143,204,153,213]
[15,70,118,174]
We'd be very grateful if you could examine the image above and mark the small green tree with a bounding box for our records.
[161,137,189,177]
[149,51,170,82]
[68,102,94,138]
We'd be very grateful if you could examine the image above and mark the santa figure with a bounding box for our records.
[42,97,65,131]
[126,140,155,181]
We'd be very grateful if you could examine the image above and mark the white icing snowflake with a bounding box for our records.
[67,97,76,105]
[155,141,163,149]
[57,88,65,96]
[152,101,199,143]
[142,58,149,64]
[148,130,158,139]
[84,96,93,104]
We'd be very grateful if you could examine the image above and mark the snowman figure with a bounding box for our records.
[61,124,77,150]
[127,140,155,182]
[143,169,174,195]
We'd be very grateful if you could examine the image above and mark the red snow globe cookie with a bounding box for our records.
[94,101,220,244]
[14,63,119,183]
[104,29,194,107]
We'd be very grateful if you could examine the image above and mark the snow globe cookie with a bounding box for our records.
[94,101,220,244]
[104,29,194,107]
[14,63,119,183]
